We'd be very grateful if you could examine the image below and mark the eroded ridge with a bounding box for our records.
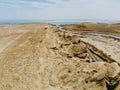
[51,31,116,63]
[0,24,120,90]
[49,28,120,90]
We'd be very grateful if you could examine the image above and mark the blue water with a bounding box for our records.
[0,20,81,25]
[48,21,80,25]
[0,20,42,25]
[0,19,118,26]
[48,19,117,25]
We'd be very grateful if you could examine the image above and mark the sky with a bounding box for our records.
[0,0,120,21]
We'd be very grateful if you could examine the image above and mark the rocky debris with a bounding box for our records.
[48,26,120,90]
[0,24,120,90]
[49,34,119,90]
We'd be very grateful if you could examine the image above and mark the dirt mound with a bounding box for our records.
[0,24,120,90]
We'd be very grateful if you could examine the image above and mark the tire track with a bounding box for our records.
[0,30,28,53]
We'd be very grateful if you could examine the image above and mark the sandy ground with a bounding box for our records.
[0,23,120,90]
[80,35,120,64]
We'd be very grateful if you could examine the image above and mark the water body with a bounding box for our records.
[48,21,80,25]
[88,33,120,39]
[56,24,120,40]
[0,19,117,25]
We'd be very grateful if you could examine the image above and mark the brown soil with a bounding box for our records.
[61,22,120,36]
[0,23,120,90]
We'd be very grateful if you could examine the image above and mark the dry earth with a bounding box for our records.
[80,35,120,64]
[61,22,120,36]
[0,23,120,90]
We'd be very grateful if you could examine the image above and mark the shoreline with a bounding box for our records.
[56,24,120,64]
[57,24,120,40]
